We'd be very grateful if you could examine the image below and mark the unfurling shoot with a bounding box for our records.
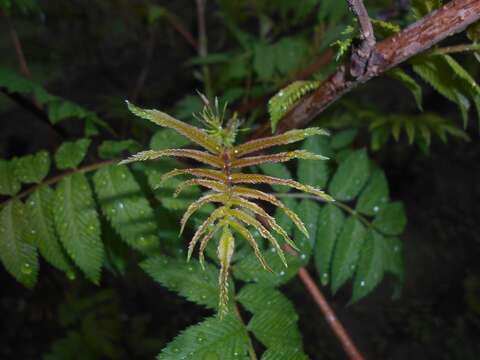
[121,95,333,317]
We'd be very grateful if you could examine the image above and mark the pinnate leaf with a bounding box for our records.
[356,167,390,216]
[13,151,50,184]
[0,159,21,196]
[53,173,103,283]
[372,202,407,236]
[55,139,91,169]
[0,200,38,287]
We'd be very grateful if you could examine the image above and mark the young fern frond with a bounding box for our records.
[123,96,332,317]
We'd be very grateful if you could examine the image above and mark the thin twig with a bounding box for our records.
[430,43,480,55]
[195,0,213,99]
[0,159,116,207]
[165,12,199,51]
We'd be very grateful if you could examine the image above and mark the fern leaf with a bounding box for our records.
[331,217,367,293]
[217,226,235,317]
[233,127,329,157]
[351,230,386,303]
[141,255,229,310]
[231,150,326,169]
[156,314,250,359]
[268,81,320,132]
[25,187,73,274]
[0,200,39,287]
[53,173,103,283]
[370,18,400,37]
[0,159,21,196]
[356,167,390,216]
[315,204,345,286]
[328,149,370,202]
[120,149,223,168]
[12,151,50,184]
[93,165,160,254]
[55,139,92,170]
[126,101,221,154]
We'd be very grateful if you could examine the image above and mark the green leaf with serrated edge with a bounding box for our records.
[269,81,319,132]
[328,149,370,202]
[331,217,366,293]
[258,162,292,193]
[294,199,321,263]
[25,187,73,274]
[55,139,91,170]
[0,159,21,196]
[351,230,385,303]
[142,255,229,310]
[315,204,345,286]
[13,151,50,184]
[297,136,332,188]
[93,165,160,253]
[356,168,390,216]
[98,140,139,160]
[0,200,38,287]
[372,202,406,236]
[384,236,404,298]
[156,314,250,360]
[330,129,358,150]
[233,250,303,286]
[150,128,191,150]
[238,284,303,350]
[387,68,423,111]
[53,173,103,283]
[261,348,309,360]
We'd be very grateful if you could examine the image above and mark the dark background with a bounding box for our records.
[1,1,479,359]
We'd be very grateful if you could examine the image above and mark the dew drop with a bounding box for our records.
[30,229,36,235]
[188,266,194,272]
[67,271,76,280]
[118,203,125,209]
[173,348,180,353]
[21,263,32,275]
[196,336,205,343]
[393,245,400,252]
[29,201,35,206]
[360,280,365,287]
[278,91,284,97]
[279,271,285,276]
[300,253,306,260]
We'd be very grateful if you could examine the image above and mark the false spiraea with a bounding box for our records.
[121,95,333,317]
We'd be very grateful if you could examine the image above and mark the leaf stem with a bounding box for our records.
[271,193,372,228]
[0,159,116,207]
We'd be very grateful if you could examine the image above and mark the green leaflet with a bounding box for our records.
[331,217,366,293]
[237,284,304,352]
[53,173,103,284]
[254,41,276,80]
[93,165,160,254]
[98,140,139,160]
[141,255,228,310]
[330,129,358,150]
[55,139,92,170]
[150,128,191,150]
[328,148,371,202]
[0,159,21,196]
[372,202,407,236]
[12,151,50,184]
[315,204,345,286]
[411,0,442,19]
[351,230,385,303]
[384,237,404,281]
[268,81,320,132]
[0,200,38,287]
[156,314,250,360]
[293,199,321,263]
[25,187,73,274]
[297,136,332,188]
[258,162,292,193]
[387,68,423,111]
[261,348,309,360]
[356,167,390,216]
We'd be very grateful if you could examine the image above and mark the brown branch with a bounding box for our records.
[266,0,480,136]
[297,267,365,360]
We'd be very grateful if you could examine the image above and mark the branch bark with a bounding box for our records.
[270,0,480,135]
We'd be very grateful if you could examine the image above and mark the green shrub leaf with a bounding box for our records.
[356,168,390,216]
[25,187,73,274]
[315,204,345,286]
[330,129,358,150]
[13,151,50,184]
[53,173,103,283]
[331,217,366,293]
[0,200,38,287]
[372,202,407,236]
[93,165,160,254]
[387,68,423,110]
[55,139,92,170]
[297,136,332,188]
[141,255,226,310]
[328,149,370,201]
[0,159,21,196]
[294,199,321,262]
[157,314,250,360]
[98,140,139,160]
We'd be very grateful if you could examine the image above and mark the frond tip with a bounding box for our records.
[122,96,333,318]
